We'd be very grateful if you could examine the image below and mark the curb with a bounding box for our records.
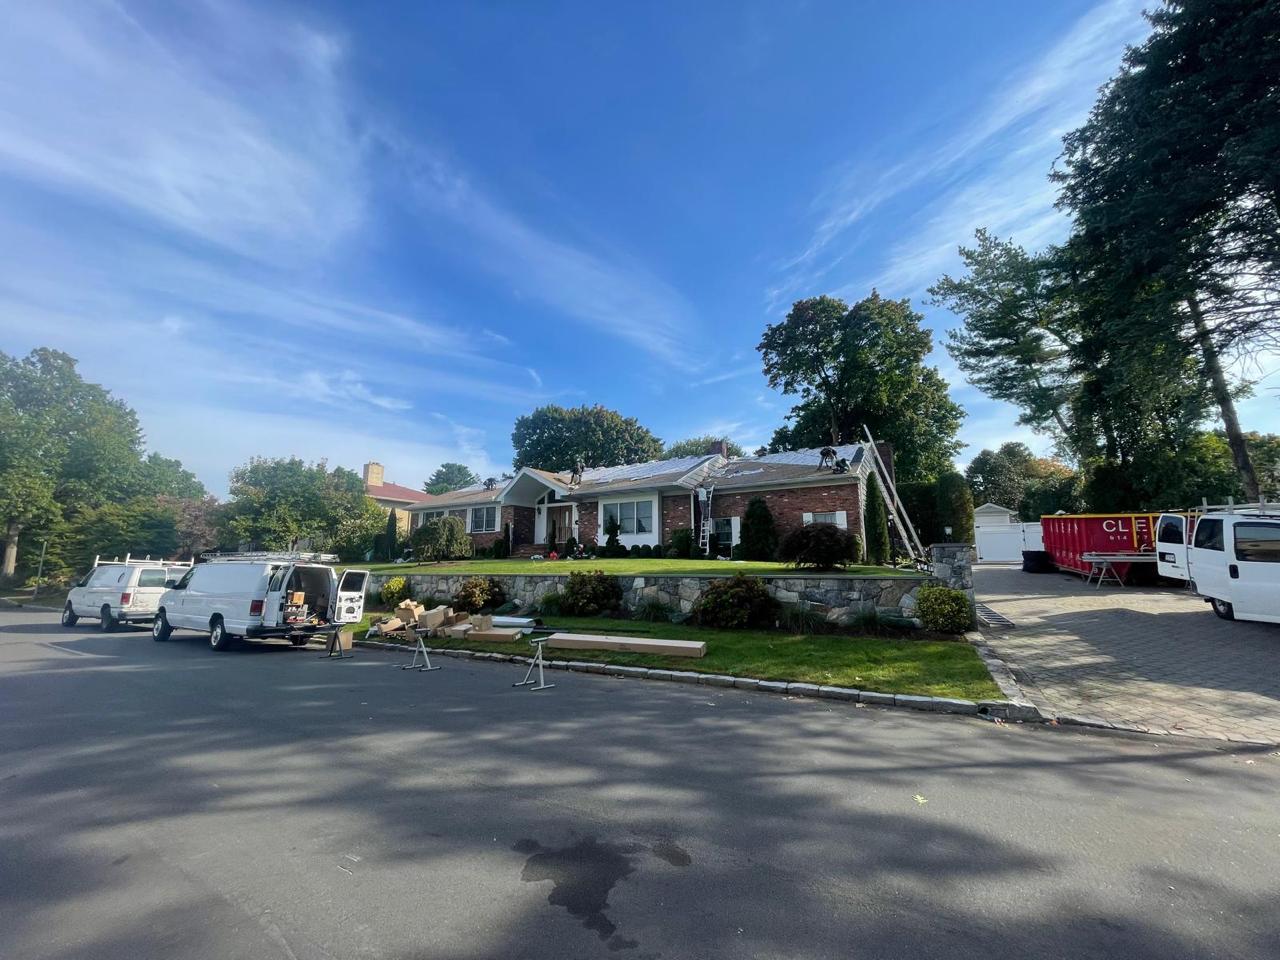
[354,638,1030,722]
[0,598,62,613]
[964,630,1043,722]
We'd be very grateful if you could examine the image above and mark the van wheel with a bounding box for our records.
[99,605,117,632]
[152,611,172,641]
[1210,598,1235,621]
[209,617,234,651]
[61,603,79,627]
[289,636,309,647]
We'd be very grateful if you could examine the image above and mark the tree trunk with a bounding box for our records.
[1187,294,1259,500]
[827,402,840,446]
[3,521,19,578]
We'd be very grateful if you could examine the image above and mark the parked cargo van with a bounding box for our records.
[152,554,368,650]
[1156,506,1280,623]
[63,557,193,631]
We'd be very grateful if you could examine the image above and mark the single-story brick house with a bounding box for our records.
[407,442,886,556]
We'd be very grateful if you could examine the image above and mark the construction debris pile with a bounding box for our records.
[371,599,524,643]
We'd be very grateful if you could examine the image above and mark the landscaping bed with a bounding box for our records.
[352,611,999,701]
[355,558,913,577]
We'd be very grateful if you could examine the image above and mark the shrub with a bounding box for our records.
[537,590,564,617]
[670,527,693,558]
[935,472,975,543]
[599,515,628,558]
[379,575,410,606]
[629,544,641,557]
[864,474,890,565]
[664,547,680,558]
[452,576,508,613]
[692,574,779,629]
[632,596,674,622]
[561,569,623,616]
[414,515,473,561]
[731,543,744,560]
[739,497,778,560]
[563,536,578,557]
[779,523,860,570]
[475,545,493,559]
[915,585,973,633]
[779,603,826,635]
[492,524,511,559]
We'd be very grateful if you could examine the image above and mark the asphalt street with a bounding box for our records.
[2,607,1278,960]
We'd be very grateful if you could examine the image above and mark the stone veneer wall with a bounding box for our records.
[367,544,972,627]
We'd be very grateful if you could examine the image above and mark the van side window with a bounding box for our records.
[1234,523,1280,563]
[268,566,287,592]
[174,569,195,590]
[1193,518,1224,551]
[137,569,167,587]
[1156,516,1185,545]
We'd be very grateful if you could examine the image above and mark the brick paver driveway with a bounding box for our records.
[975,564,1280,744]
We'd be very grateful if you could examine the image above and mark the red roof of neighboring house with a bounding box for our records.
[366,480,436,504]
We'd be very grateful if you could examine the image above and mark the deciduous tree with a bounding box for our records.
[511,405,663,472]
[424,462,479,494]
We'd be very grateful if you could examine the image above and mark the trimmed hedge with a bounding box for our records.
[915,585,973,633]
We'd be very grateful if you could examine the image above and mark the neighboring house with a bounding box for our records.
[363,461,436,536]
[405,442,885,556]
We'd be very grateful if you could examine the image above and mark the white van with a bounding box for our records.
[1156,508,1280,623]
[63,557,193,632]
[152,554,369,651]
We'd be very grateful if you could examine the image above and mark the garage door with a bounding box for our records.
[976,523,1043,562]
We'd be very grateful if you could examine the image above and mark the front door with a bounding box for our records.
[1228,520,1280,623]
[546,506,573,549]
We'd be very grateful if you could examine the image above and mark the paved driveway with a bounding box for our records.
[975,564,1280,743]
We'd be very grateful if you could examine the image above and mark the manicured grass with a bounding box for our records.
[356,558,915,577]
[355,612,999,701]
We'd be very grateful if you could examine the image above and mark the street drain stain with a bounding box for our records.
[514,837,662,951]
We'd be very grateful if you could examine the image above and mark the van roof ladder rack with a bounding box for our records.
[199,551,340,563]
[93,554,194,568]
[1196,497,1280,516]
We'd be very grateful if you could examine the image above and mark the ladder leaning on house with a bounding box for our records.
[862,425,927,564]
[697,485,715,553]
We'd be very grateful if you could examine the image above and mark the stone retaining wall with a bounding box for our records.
[366,544,972,628]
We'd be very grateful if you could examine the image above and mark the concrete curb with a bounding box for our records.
[0,598,62,613]
[353,638,1022,721]
[964,630,1044,722]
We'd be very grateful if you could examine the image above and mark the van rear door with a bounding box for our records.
[260,565,290,627]
[1228,520,1280,623]
[331,570,369,624]
[1156,514,1189,581]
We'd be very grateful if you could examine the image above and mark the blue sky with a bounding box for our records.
[1,0,1274,497]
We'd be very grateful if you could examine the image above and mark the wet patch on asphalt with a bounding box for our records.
[513,835,691,952]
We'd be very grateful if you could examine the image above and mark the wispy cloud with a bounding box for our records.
[774,0,1150,305]
[693,363,760,387]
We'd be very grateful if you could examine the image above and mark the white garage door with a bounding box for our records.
[976,523,1043,562]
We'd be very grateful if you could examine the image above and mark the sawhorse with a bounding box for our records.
[514,637,555,691]
[403,628,441,672]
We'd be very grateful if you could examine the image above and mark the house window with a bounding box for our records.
[413,510,445,530]
[470,506,498,533]
[713,518,734,550]
[603,499,653,535]
[811,511,839,526]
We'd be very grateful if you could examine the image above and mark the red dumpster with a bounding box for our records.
[1040,513,1159,581]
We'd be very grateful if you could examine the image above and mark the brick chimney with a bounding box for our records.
[705,439,729,457]
[873,442,895,484]
[363,461,384,487]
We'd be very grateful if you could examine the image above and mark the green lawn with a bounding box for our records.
[355,558,915,577]
[355,612,998,701]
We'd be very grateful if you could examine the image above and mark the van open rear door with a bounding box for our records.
[1156,514,1189,581]
[332,569,369,624]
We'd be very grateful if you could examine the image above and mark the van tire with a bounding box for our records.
[99,605,117,632]
[152,611,172,641]
[1210,598,1235,621]
[209,617,234,651]
[61,603,79,627]
[289,636,309,647]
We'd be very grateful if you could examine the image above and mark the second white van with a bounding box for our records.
[153,555,368,651]
[1156,508,1280,624]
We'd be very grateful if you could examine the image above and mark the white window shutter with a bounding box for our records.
[803,512,814,526]
[465,510,473,533]
[730,516,741,546]
[835,510,848,530]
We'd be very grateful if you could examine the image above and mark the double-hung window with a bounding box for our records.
[413,509,445,531]
[603,499,653,535]
[713,518,734,550]
[811,511,839,526]
[470,505,498,533]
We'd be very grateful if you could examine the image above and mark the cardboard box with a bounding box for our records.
[338,629,354,651]
[442,623,473,639]
[444,612,470,626]
[418,608,447,629]
[468,628,522,642]
[470,614,494,631]
[289,591,306,605]
[381,617,404,633]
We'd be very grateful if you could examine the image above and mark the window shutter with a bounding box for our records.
[730,516,741,546]
[465,510,473,533]
[802,512,814,526]
[834,510,848,530]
